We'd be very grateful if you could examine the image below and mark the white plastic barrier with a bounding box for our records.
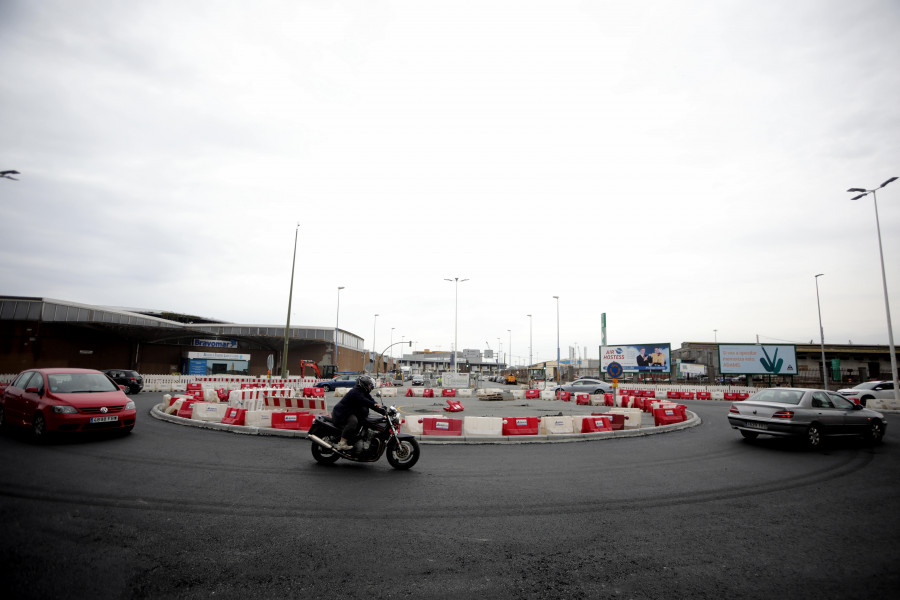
[463,416,503,437]
[609,407,643,429]
[540,391,556,401]
[377,388,397,398]
[476,388,503,397]
[540,415,574,434]
[402,414,445,435]
[245,410,281,428]
[589,394,604,406]
[334,388,348,398]
[457,388,474,397]
[511,390,525,400]
[191,402,227,422]
[203,389,219,403]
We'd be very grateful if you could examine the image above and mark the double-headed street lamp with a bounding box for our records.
[444,277,469,372]
[814,274,828,390]
[848,177,899,404]
[372,313,379,372]
[281,224,299,379]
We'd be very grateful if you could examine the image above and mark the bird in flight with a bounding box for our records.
[1,170,20,180]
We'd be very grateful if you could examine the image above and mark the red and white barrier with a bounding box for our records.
[422,417,463,436]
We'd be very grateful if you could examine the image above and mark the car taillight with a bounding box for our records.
[772,410,794,419]
[729,405,740,414]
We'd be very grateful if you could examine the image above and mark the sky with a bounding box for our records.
[1,0,899,367]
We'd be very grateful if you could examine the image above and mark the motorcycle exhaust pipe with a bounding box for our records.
[308,434,333,450]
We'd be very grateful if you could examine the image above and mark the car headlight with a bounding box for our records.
[51,405,78,414]
[124,401,135,411]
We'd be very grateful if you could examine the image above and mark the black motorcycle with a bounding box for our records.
[308,404,420,470]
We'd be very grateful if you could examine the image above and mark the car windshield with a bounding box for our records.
[749,389,803,405]
[852,382,880,390]
[48,373,119,393]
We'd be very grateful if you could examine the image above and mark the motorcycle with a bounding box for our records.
[308,404,420,470]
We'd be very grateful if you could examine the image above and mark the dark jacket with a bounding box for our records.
[332,385,379,425]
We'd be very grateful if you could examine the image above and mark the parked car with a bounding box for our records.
[0,368,137,439]
[314,374,358,392]
[103,369,143,394]
[727,387,886,448]
[553,378,613,395]
[837,381,895,407]
[411,374,425,386]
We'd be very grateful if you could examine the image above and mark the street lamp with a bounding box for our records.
[334,286,344,370]
[372,313,379,372]
[508,329,512,370]
[848,177,900,404]
[814,274,828,390]
[444,277,469,372]
[553,296,560,382]
[281,224,299,379]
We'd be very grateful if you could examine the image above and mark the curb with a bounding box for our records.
[150,404,701,444]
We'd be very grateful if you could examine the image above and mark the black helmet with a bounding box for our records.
[356,374,376,393]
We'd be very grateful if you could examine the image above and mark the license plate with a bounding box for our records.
[90,415,118,423]
[745,421,767,430]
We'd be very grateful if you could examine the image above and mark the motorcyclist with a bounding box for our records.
[332,374,383,451]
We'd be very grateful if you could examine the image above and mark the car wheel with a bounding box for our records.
[324,385,333,392]
[866,419,885,445]
[805,423,823,449]
[0,404,5,429]
[739,429,759,441]
[594,389,607,395]
[32,412,48,440]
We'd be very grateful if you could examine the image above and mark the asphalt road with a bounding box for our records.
[1,392,898,599]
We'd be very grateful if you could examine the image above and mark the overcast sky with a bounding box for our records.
[1,0,899,365]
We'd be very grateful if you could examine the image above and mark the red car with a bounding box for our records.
[0,368,136,438]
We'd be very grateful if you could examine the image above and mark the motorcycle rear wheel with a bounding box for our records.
[386,437,420,470]
[311,435,341,464]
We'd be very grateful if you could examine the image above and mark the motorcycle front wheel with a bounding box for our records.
[311,435,341,465]
[386,437,420,470]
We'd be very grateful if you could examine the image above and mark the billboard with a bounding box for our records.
[601,344,671,373]
[718,344,797,375]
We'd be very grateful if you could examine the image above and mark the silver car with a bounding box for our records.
[553,378,613,395]
[727,387,887,448]
[837,381,895,407]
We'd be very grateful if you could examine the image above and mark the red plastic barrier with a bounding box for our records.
[667,390,680,399]
[696,392,711,400]
[187,382,202,392]
[221,407,247,426]
[604,393,614,407]
[302,387,315,398]
[405,388,414,397]
[582,416,613,433]
[608,413,626,431]
[557,391,572,402]
[176,400,196,419]
[737,393,750,401]
[422,417,463,436]
[188,389,204,401]
[443,400,464,412]
[216,388,229,402]
[423,388,435,398]
[502,417,540,435]
[654,406,686,426]
[682,392,695,400]
[621,389,634,396]
[525,390,540,399]
[271,412,314,431]
[644,390,656,398]
[576,394,590,405]
[633,397,645,411]
[311,388,325,398]
[441,388,457,397]
[724,392,739,401]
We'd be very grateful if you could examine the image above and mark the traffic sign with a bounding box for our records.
[607,361,623,379]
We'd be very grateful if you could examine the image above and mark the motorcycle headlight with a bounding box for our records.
[51,405,78,414]
[124,401,135,411]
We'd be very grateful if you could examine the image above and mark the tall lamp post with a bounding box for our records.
[526,314,533,388]
[553,296,560,382]
[281,224,300,379]
[507,329,512,370]
[372,313,379,372]
[814,274,828,390]
[444,277,469,372]
[334,286,344,370]
[848,177,900,405]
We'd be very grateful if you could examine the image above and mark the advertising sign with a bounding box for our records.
[718,344,797,375]
[601,344,671,373]
[193,338,238,349]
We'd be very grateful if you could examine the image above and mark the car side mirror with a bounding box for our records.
[25,386,41,395]
[851,403,863,411]
[119,385,128,392]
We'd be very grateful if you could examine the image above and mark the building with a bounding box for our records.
[672,342,899,385]
[0,296,377,376]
